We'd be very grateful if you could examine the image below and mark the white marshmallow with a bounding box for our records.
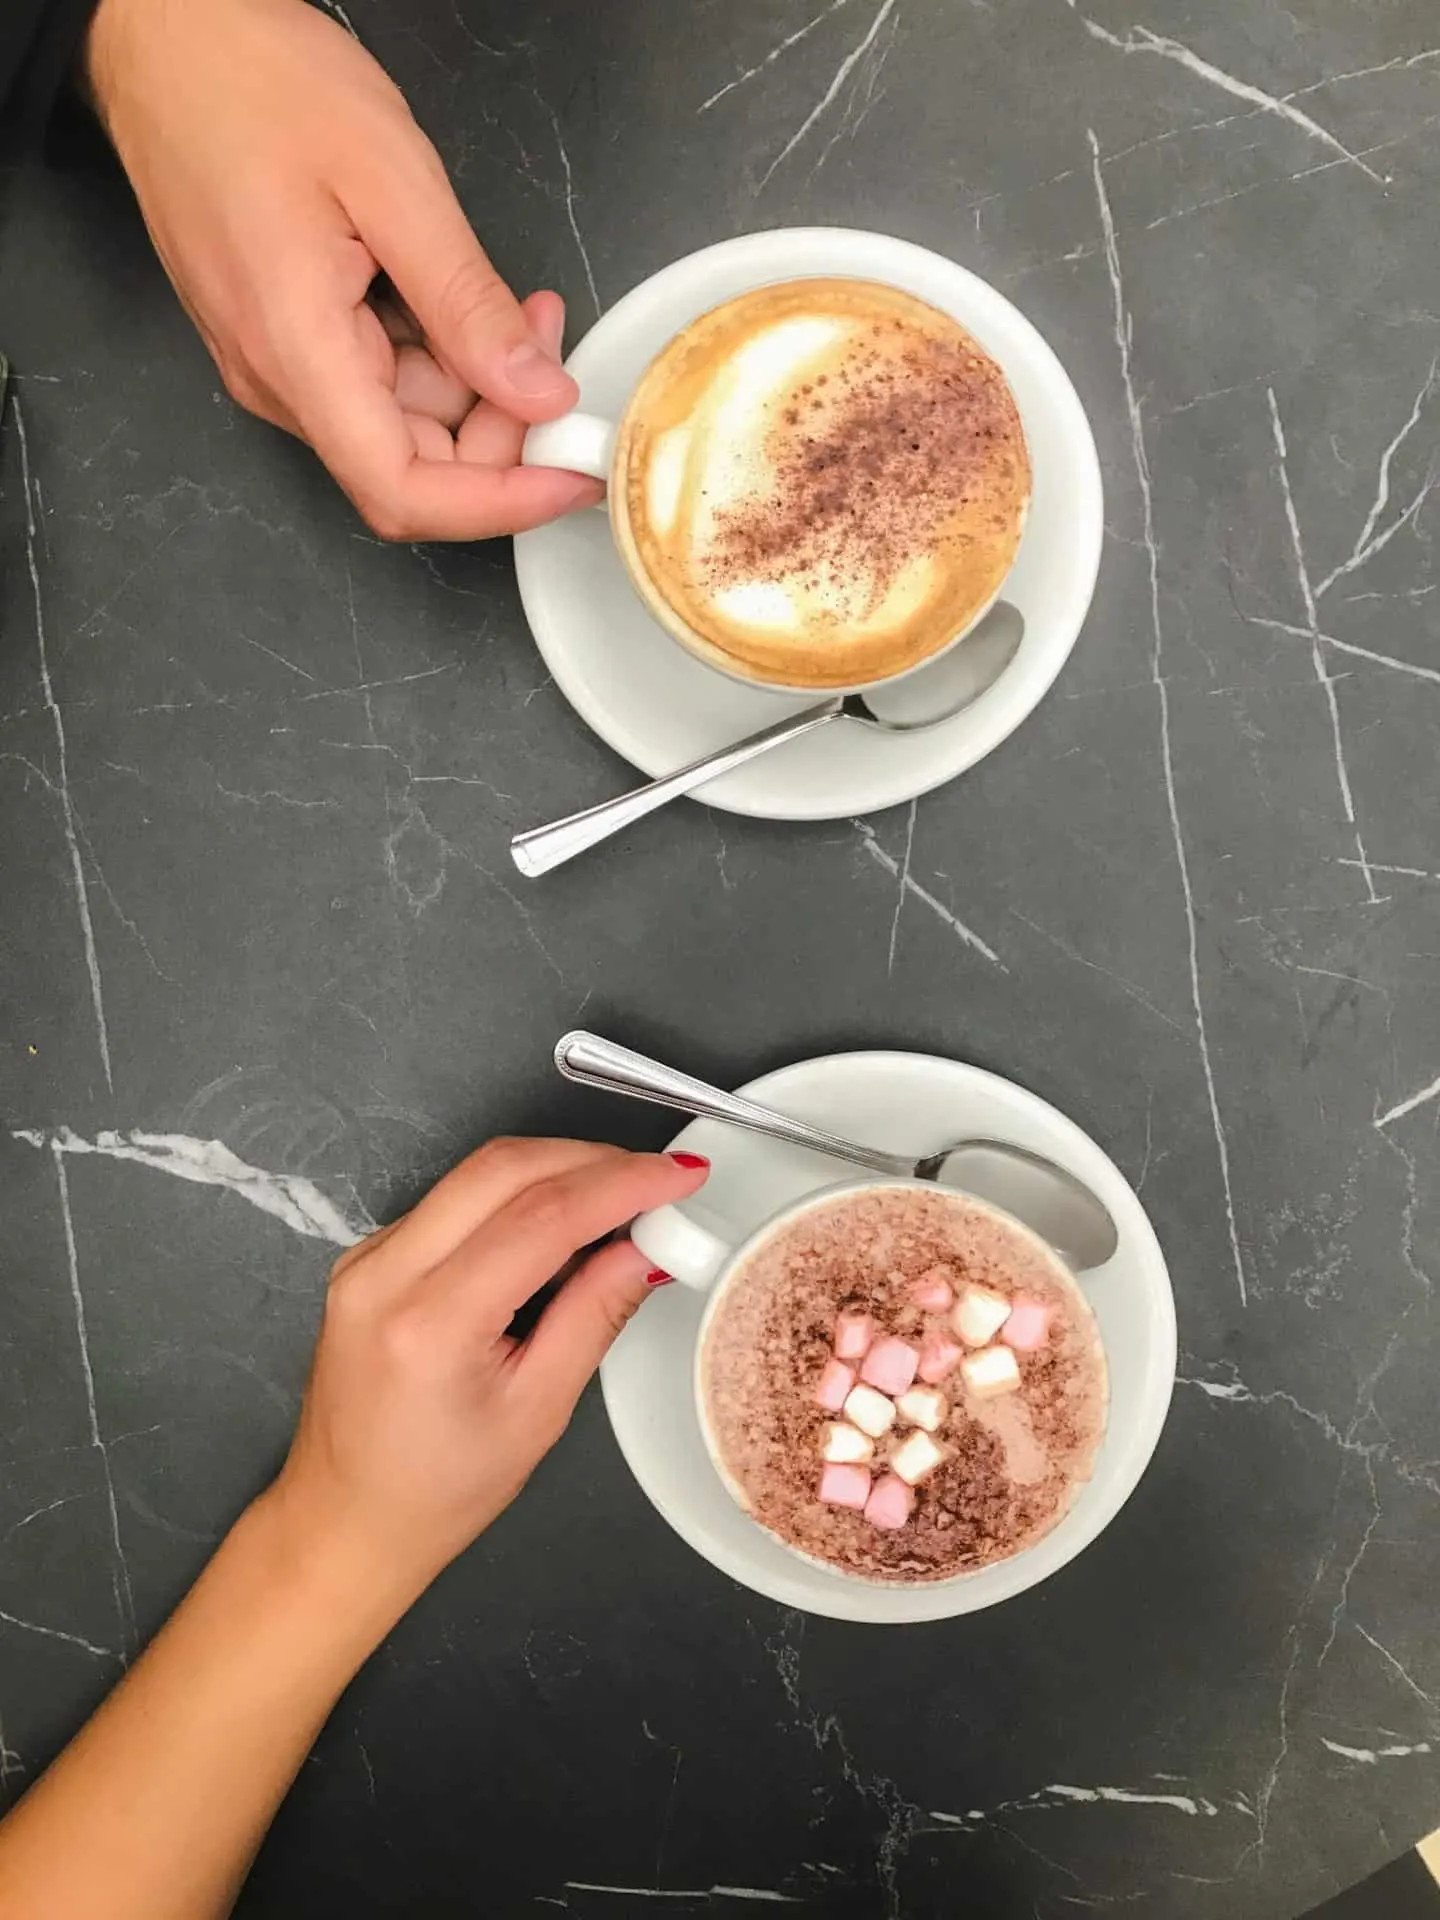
[843,1383,897,1438]
[819,1421,875,1465]
[962,1345,1022,1398]
[896,1385,947,1433]
[953,1285,1012,1347]
[890,1429,946,1486]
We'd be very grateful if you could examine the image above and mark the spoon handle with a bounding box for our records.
[511,700,843,878]
[554,1032,918,1177]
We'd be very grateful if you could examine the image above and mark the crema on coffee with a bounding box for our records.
[615,278,1031,689]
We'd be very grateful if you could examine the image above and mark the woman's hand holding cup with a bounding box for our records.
[256,1137,709,1625]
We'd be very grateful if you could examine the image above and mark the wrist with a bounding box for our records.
[223,1485,421,1670]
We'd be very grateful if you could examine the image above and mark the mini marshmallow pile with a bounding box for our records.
[813,1274,1053,1532]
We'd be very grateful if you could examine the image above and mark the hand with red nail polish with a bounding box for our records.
[0,1137,709,1914]
[270,1135,710,1606]
[85,0,600,541]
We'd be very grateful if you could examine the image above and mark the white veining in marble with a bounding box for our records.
[1249,613,1440,688]
[1374,1071,1440,1130]
[886,798,917,975]
[761,1609,918,1917]
[928,1780,1233,1833]
[1180,1363,1440,1499]
[1184,1309,1435,1867]
[4,1495,81,1537]
[1265,387,1380,902]
[1316,1460,1383,1672]
[50,1145,136,1660]
[0,1605,117,1663]
[757,0,898,190]
[320,618,563,975]
[13,1126,373,1248]
[705,1889,801,1904]
[1089,129,1247,1309]
[1340,858,1440,883]
[1321,1737,1431,1764]
[854,817,1005,970]
[313,0,358,36]
[540,98,600,320]
[0,1711,23,1809]
[1352,1622,1440,1718]
[1010,908,1185,1035]
[213,780,338,811]
[13,399,113,1093]
[698,0,852,113]
[562,1887,801,1904]
[1067,4,1386,182]
[1098,46,1440,180]
[1315,356,1439,599]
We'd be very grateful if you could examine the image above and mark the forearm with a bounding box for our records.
[0,1138,697,1915]
[0,1491,404,1920]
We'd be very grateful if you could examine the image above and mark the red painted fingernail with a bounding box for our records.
[668,1151,710,1170]
[645,1268,674,1287]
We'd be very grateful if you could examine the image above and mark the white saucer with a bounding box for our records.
[514,228,1104,821]
[599,1051,1176,1624]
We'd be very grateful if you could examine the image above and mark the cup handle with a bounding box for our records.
[631,1201,738,1293]
[522,412,617,481]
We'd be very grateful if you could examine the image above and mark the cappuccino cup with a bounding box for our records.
[525,273,1030,694]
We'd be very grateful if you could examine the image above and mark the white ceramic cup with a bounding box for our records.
[631,1175,1162,1606]
[523,266,1028,696]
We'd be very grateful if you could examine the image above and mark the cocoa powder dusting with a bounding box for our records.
[701,1188,1107,1584]
[705,334,1023,619]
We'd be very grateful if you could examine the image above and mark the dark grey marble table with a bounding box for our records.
[3,1,1439,1913]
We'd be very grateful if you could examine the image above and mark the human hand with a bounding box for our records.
[261,1138,707,1616]
[85,0,601,540]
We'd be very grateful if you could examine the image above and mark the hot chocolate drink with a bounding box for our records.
[613,277,1030,689]
[699,1185,1107,1583]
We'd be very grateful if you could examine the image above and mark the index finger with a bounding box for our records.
[281,289,599,540]
[343,130,575,420]
[423,1151,710,1332]
[349,1137,624,1288]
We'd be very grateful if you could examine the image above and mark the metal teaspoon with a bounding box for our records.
[511,603,1024,878]
[554,1031,1119,1272]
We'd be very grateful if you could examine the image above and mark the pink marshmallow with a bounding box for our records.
[910,1268,956,1313]
[819,1463,872,1510]
[860,1336,919,1396]
[918,1333,964,1384]
[1001,1299,1053,1352]
[864,1472,915,1531]
[834,1311,875,1362]
[815,1358,857,1412]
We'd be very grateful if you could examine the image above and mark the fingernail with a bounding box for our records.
[645,1268,674,1288]
[668,1151,710,1171]
[557,474,606,513]
[505,339,571,397]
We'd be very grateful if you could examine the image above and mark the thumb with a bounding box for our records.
[352,149,578,421]
[516,1238,668,1415]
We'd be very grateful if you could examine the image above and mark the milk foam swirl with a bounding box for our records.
[617,279,1030,689]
